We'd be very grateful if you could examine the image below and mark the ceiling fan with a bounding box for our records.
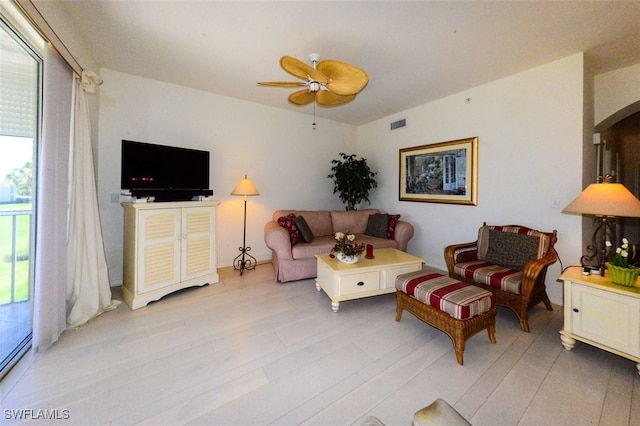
[257,54,369,107]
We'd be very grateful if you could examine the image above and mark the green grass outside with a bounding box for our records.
[0,203,32,304]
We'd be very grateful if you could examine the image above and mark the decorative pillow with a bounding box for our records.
[482,229,540,271]
[294,215,314,243]
[387,214,401,239]
[365,213,389,238]
[277,213,300,245]
[477,225,550,260]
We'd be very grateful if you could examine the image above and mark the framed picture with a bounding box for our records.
[399,137,478,205]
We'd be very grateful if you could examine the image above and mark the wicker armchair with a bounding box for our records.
[444,223,558,332]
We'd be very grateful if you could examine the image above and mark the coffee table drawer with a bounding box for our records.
[382,264,423,289]
[339,271,380,296]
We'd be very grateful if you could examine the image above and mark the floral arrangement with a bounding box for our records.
[329,232,365,258]
[606,238,637,269]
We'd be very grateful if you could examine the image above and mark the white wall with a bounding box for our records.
[99,55,587,305]
[98,69,355,284]
[358,54,587,305]
[595,63,640,125]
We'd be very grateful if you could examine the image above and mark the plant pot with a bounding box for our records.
[337,253,359,264]
[606,262,639,287]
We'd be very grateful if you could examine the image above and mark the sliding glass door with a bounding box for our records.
[0,15,41,378]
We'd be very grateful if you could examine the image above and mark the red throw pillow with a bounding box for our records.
[277,213,301,245]
[387,214,401,239]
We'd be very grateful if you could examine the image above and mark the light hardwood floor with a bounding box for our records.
[2,264,640,425]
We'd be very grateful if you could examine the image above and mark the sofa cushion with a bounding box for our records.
[387,214,401,239]
[291,235,336,259]
[273,210,333,236]
[365,213,388,238]
[353,234,399,249]
[294,215,314,243]
[291,234,398,260]
[277,213,301,245]
[477,225,550,269]
[454,260,523,294]
[331,209,379,234]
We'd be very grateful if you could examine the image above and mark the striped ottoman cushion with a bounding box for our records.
[396,270,494,320]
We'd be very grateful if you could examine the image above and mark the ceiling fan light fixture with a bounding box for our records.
[308,53,321,66]
[258,53,368,108]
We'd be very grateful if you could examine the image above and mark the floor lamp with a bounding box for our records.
[231,175,260,275]
[562,181,640,276]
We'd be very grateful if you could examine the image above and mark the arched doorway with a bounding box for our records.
[594,101,640,245]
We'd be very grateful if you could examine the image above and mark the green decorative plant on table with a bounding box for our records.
[329,232,365,264]
[328,153,378,211]
[605,238,639,287]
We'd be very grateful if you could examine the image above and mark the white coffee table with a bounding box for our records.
[315,248,425,312]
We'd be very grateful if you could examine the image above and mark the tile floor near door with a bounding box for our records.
[0,301,30,369]
[2,264,640,425]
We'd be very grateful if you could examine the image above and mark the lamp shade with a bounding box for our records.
[230,174,260,196]
[562,182,640,217]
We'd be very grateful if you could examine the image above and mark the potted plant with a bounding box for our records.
[605,238,639,287]
[328,152,378,210]
[329,232,365,263]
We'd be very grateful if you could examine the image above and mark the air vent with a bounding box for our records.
[390,118,406,130]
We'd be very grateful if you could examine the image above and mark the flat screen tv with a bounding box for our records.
[121,139,213,201]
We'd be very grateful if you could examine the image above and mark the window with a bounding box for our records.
[0,7,42,379]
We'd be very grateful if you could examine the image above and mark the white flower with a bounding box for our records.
[606,241,612,247]
[347,234,355,242]
[616,247,622,254]
[623,238,629,245]
[622,250,629,258]
[335,232,345,240]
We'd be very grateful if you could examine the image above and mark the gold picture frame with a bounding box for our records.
[399,137,478,205]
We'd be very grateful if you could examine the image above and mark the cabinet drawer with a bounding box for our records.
[339,271,380,296]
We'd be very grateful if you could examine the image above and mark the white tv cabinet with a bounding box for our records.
[558,267,640,375]
[121,201,220,309]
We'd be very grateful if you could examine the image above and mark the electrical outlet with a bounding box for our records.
[110,193,120,203]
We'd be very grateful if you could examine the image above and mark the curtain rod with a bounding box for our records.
[14,0,83,76]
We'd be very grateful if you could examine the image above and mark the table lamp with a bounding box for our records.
[562,180,640,275]
[231,174,260,275]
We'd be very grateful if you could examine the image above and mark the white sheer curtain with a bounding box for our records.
[32,44,72,352]
[33,46,117,350]
[66,71,118,328]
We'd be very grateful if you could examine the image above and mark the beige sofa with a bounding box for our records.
[264,209,414,282]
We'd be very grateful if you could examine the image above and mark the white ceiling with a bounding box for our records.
[57,1,640,126]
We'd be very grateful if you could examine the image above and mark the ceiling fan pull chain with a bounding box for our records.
[312,100,317,130]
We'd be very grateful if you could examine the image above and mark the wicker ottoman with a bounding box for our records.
[395,269,497,365]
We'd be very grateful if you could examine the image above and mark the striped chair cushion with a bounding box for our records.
[396,271,494,320]
[454,260,523,294]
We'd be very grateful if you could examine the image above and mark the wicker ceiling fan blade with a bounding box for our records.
[280,56,328,83]
[288,89,316,106]
[317,59,369,96]
[257,81,306,88]
[316,90,356,106]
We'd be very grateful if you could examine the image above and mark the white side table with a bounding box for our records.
[558,267,640,375]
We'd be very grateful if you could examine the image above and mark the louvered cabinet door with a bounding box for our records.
[137,208,182,293]
[121,201,220,310]
[181,206,216,281]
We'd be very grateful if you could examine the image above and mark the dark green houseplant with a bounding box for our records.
[328,153,378,210]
